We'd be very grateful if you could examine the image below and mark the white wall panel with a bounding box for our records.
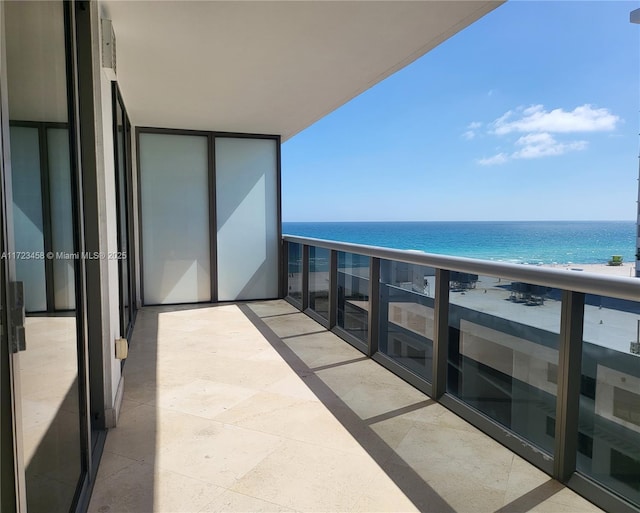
[139,133,210,304]
[215,138,278,301]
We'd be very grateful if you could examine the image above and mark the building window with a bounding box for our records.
[580,375,596,400]
[613,387,640,427]
[577,432,593,458]
[546,416,555,437]
[611,449,640,491]
[547,362,558,385]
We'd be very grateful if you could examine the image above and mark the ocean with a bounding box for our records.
[282,221,636,266]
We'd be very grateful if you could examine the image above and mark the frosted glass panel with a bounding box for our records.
[48,128,75,310]
[216,138,278,301]
[140,133,210,304]
[10,126,47,312]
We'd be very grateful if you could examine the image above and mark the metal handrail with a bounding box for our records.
[283,235,640,302]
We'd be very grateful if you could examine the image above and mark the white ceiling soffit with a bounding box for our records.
[102,1,503,141]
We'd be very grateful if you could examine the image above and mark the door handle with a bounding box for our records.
[9,281,25,353]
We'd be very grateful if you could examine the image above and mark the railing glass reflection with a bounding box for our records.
[577,294,640,505]
[287,242,303,304]
[337,252,369,342]
[379,260,435,381]
[308,246,330,320]
[447,275,561,455]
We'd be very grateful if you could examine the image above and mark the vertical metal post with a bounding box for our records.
[368,257,380,356]
[281,240,288,299]
[328,249,337,328]
[301,244,309,311]
[432,268,450,399]
[554,290,585,482]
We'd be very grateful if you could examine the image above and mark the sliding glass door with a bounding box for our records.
[1,1,87,511]
[113,84,135,337]
[139,131,212,304]
[138,129,280,305]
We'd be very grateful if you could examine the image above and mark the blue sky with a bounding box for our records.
[281,1,640,222]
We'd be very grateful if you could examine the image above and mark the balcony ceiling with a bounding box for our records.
[101,1,503,141]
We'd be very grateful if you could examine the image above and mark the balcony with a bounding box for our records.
[90,236,640,512]
[89,299,602,513]
[88,236,640,512]
[284,235,640,512]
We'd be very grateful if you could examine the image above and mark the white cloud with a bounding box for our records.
[492,104,619,135]
[462,121,482,140]
[478,132,588,165]
[469,103,618,166]
[477,153,509,166]
[512,132,587,159]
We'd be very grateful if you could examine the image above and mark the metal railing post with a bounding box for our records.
[281,240,288,299]
[328,250,337,328]
[302,245,309,311]
[368,257,380,356]
[432,268,450,400]
[554,290,585,482]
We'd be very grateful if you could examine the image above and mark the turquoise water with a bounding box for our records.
[282,221,636,265]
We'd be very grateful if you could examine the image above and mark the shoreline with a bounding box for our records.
[542,262,637,278]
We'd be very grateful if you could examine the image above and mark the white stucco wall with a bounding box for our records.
[95,2,122,425]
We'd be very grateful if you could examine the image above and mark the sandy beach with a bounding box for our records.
[544,262,637,278]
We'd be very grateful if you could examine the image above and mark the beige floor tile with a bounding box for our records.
[368,416,418,452]
[151,378,257,419]
[245,301,300,318]
[230,439,390,512]
[88,461,225,513]
[91,301,606,513]
[93,450,138,481]
[214,391,367,456]
[395,423,515,507]
[317,362,428,420]
[198,490,297,513]
[502,454,556,505]
[263,374,322,401]
[262,312,326,339]
[281,330,364,369]
[532,487,605,513]
[157,422,284,488]
[104,404,223,463]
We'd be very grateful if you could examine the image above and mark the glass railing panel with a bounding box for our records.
[379,260,435,381]
[308,246,330,320]
[447,274,561,455]
[337,252,369,342]
[286,242,302,303]
[578,294,640,506]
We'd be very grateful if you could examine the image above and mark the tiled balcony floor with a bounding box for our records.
[88,300,604,513]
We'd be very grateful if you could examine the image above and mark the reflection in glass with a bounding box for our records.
[9,125,47,312]
[337,252,369,342]
[5,1,83,511]
[48,127,75,310]
[287,242,302,303]
[379,260,434,381]
[578,295,640,505]
[447,274,560,455]
[308,246,330,320]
